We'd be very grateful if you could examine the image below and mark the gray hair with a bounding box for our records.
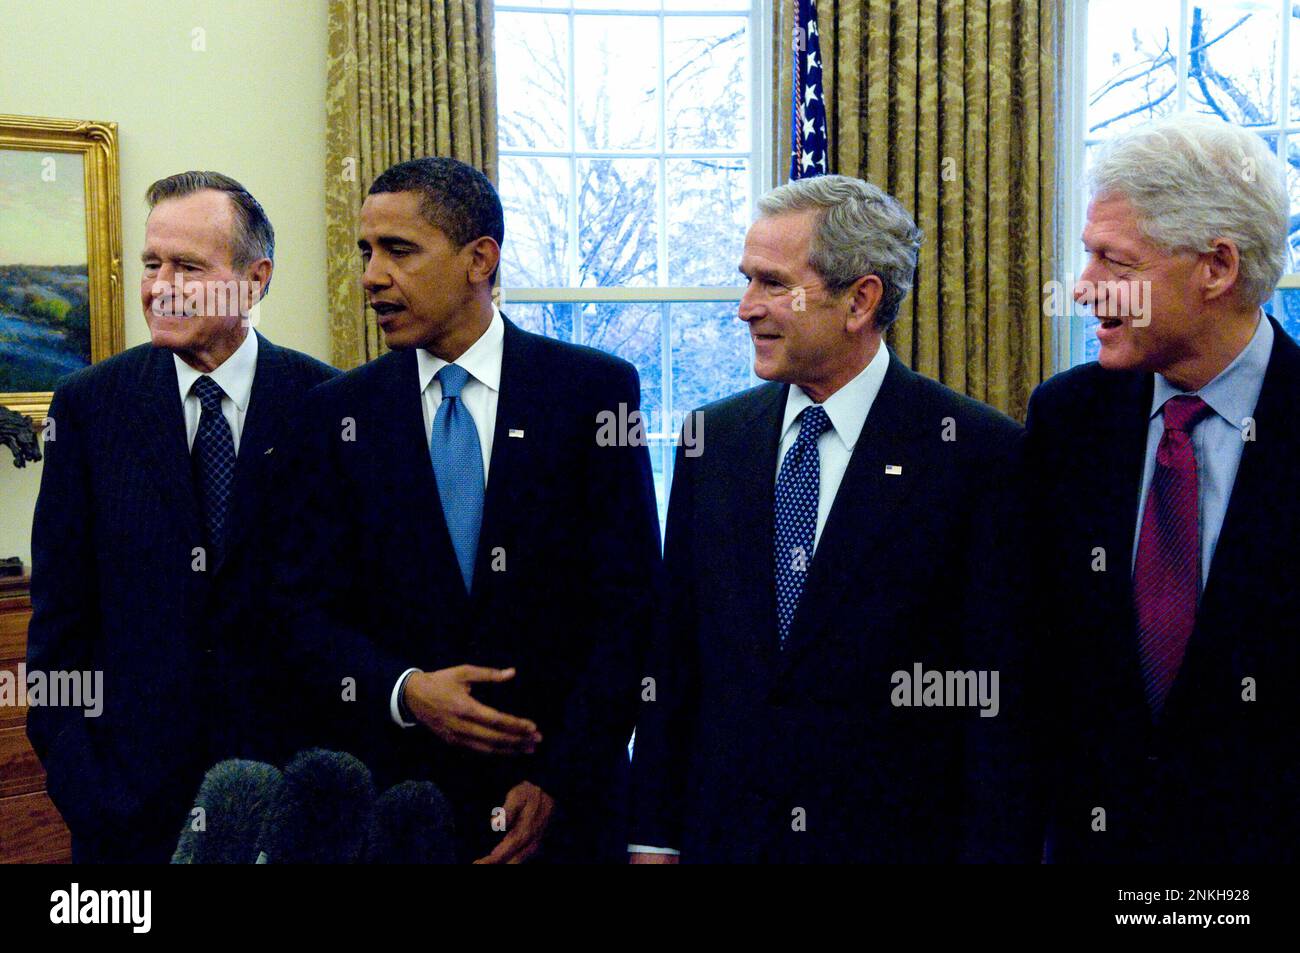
[146,170,275,272]
[756,174,922,330]
[1088,115,1288,306]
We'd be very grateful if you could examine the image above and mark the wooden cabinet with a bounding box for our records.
[0,577,72,863]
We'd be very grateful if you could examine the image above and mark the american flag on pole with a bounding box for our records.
[790,0,828,180]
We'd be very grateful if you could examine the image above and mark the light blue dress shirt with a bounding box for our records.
[1132,313,1273,588]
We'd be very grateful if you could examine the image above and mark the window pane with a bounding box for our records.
[1273,287,1300,342]
[666,157,749,285]
[576,158,659,286]
[1185,1,1278,127]
[500,156,571,287]
[670,301,752,413]
[1283,136,1300,272]
[665,0,751,9]
[578,301,664,425]
[665,16,750,152]
[575,15,660,150]
[575,0,660,9]
[1086,0,1180,137]
[496,13,570,151]
[503,301,574,342]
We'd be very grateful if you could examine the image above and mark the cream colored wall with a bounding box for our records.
[0,0,331,568]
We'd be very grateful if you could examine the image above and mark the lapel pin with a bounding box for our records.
[508,429,525,438]
[264,447,274,455]
[885,464,902,475]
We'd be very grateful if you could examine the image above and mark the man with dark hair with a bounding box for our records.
[276,156,662,863]
[27,171,337,863]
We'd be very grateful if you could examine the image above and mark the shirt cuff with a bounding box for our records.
[628,845,680,855]
[390,668,420,728]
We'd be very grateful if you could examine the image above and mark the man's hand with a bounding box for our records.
[473,781,556,864]
[402,666,542,755]
[629,851,679,864]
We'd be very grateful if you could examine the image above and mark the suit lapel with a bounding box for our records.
[777,355,922,666]
[387,348,471,616]
[219,333,285,569]
[1171,318,1300,720]
[722,381,787,676]
[472,317,533,601]
[128,346,202,543]
[1082,371,1154,714]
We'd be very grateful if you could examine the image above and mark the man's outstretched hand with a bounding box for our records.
[402,665,542,755]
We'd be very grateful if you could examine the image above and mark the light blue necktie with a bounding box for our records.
[773,404,831,647]
[429,364,484,592]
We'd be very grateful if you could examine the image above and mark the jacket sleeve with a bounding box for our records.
[626,428,700,849]
[26,382,146,840]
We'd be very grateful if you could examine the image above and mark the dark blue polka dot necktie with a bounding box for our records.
[191,375,236,561]
[773,404,831,647]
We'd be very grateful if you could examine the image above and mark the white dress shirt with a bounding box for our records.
[775,342,891,550]
[172,328,259,453]
[629,342,891,856]
[391,306,505,728]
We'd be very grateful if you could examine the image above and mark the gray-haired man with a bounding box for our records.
[1028,115,1300,863]
[629,174,1037,863]
[27,171,337,862]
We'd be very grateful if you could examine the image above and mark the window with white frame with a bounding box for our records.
[1064,0,1300,368]
[494,0,769,517]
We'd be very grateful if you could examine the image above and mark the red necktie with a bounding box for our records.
[1133,395,1212,717]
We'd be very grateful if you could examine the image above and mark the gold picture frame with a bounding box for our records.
[0,114,124,423]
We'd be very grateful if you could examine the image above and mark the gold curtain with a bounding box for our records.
[326,0,498,369]
[775,0,1061,420]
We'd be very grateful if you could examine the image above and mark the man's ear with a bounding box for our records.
[846,274,884,333]
[245,257,273,305]
[467,237,501,286]
[1201,237,1241,304]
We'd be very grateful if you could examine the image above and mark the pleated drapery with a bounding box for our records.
[775,0,1062,419]
[326,0,498,369]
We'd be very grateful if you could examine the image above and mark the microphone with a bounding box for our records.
[172,759,285,864]
[362,780,458,864]
[254,749,377,864]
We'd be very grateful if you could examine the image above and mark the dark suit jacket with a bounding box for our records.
[25,333,337,863]
[273,316,662,862]
[629,352,1038,863]
[1026,315,1300,863]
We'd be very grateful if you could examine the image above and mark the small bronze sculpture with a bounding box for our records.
[0,405,42,468]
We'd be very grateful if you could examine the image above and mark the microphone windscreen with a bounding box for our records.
[172,759,285,864]
[362,780,458,864]
[255,748,376,864]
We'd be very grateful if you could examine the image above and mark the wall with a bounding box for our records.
[0,0,331,567]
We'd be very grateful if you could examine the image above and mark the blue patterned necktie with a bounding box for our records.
[773,404,832,647]
[191,375,236,560]
[429,364,484,592]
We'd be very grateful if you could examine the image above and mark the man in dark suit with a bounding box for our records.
[275,157,661,863]
[628,175,1036,863]
[1028,116,1300,863]
[26,171,337,863]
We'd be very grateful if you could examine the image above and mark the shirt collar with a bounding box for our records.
[1150,310,1273,428]
[173,328,259,412]
[416,305,504,395]
[781,342,891,452]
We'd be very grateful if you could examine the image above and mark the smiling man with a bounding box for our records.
[1027,115,1300,862]
[27,171,337,863]
[628,174,1037,863]
[275,157,661,863]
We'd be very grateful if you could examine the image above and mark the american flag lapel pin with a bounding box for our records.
[885,464,902,476]
[509,428,525,438]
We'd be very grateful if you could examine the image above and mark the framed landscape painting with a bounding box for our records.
[0,114,124,422]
